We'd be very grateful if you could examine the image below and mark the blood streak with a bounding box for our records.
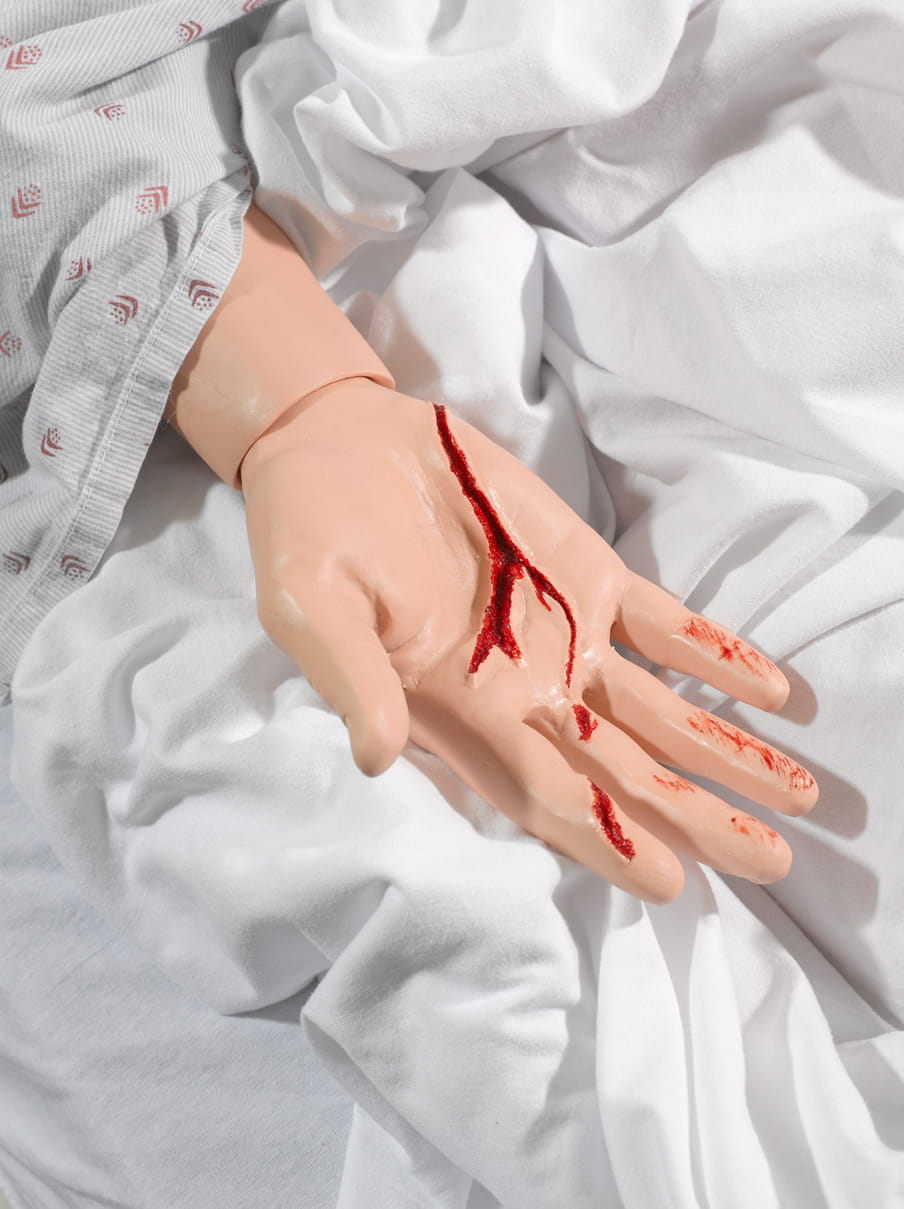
[653,773,696,793]
[687,711,815,793]
[433,405,632,860]
[731,815,780,846]
[590,783,636,859]
[433,403,577,685]
[679,617,772,676]
[573,703,598,741]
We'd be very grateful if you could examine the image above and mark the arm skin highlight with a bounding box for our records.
[167,203,394,488]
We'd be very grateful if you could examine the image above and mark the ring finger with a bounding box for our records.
[525,696,792,883]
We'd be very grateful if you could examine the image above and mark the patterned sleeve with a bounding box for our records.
[0,0,277,699]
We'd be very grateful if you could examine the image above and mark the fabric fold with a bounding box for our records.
[8,0,904,1203]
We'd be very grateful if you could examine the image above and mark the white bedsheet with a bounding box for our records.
[7,0,904,1205]
[0,702,350,1209]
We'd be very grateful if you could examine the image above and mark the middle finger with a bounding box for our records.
[585,652,818,816]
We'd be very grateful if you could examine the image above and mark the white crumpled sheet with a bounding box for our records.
[9,0,904,1205]
[0,703,350,1209]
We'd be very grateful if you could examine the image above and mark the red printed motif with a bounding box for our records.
[0,331,22,357]
[5,44,41,70]
[11,185,41,218]
[40,427,62,457]
[177,20,203,43]
[230,143,252,176]
[109,296,139,325]
[60,554,89,580]
[2,552,30,575]
[188,279,220,309]
[94,103,125,121]
[65,258,93,281]
[135,186,168,215]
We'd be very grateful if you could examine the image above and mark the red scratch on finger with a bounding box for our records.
[688,712,815,793]
[434,404,578,686]
[731,815,780,846]
[653,773,696,793]
[679,617,772,676]
[589,781,635,859]
[573,703,598,741]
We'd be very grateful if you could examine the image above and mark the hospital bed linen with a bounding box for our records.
[0,704,350,1209]
[7,0,904,1205]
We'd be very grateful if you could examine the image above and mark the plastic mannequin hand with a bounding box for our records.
[240,378,818,903]
[169,203,817,903]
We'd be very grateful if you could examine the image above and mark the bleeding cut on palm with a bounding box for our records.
[240,377,818,904]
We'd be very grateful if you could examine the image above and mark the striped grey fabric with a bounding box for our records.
[0,0,277,700]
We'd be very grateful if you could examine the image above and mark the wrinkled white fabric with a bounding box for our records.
[0,705,350,1209]
[8,0,904,1205]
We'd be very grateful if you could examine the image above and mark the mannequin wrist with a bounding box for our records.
[167,203,394,488]
[239,375,397,484]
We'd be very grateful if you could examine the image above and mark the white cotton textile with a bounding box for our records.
[9,0,904,1205]
[0,706,349,1209]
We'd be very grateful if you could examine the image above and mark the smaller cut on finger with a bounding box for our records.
[409,701,685,903]
[525,698,792,884]
[588,653,818,816]
[612,573,790,711]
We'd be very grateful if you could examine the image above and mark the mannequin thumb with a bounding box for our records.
[264,588,410,777]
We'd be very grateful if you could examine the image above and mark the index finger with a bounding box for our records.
[611,573,789,711]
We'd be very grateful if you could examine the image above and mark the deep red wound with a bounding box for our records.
[589,782,635,859]
[433,404,578,685]
[573,703,598,741]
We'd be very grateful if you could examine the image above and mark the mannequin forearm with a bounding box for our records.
[167,203,394,487]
